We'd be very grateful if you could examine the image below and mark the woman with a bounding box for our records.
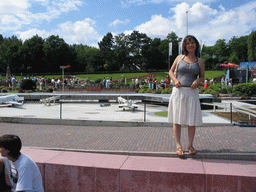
[168,35,205,157]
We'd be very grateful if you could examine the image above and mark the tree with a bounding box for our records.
[98,32,115,70]
[72,44,91,72]
[142,38,164,70]
[229,36,248,63]
[127,31,151,68]
[43,35,72,73]
[114,33,130,71]
[20,35,45,73]
[212,39,229,59]
[0,36,23,73]
[84,48,104,73]
[248,30,256,61]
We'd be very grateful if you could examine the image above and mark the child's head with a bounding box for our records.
[0,135,22,157]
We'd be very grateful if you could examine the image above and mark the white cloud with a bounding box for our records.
[16,28,52,41]
[16,18,101,47]
[135,15,173,36]
[132,1,256,46]
[0,0,83,31]
[121,0,214,7]
[109,19,130,27]
[57,18,101,46]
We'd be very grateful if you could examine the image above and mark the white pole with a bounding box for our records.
[186,11,188,36]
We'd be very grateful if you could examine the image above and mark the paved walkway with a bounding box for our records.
[0,122,255,160]
[0,100,255,160]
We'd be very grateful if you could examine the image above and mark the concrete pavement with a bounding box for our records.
[0,99,255,160]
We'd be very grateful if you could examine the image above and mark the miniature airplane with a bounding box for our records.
[118,96,138,111]
[0,94,24,107]
[40,96,60,106]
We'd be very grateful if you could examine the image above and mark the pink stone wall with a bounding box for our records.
[1,148,255,191]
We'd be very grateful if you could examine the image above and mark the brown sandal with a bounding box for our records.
[176,147,185,157]
[188,146,196,155]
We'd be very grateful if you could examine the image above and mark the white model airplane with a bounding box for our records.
[118,96,138,111]
[0,94,24,107]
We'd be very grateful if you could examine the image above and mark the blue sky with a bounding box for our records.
[1,0,256,47]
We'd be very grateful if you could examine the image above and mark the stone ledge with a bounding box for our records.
[4,148,253,192]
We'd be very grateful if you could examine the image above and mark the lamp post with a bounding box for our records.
[60,66,66,92]
[186,11,188,36]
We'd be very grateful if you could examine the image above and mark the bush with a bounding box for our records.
[45,88,54,93]
[219,88,228,94]
[95,78,102,83]
[153,89,162,94]
[203,89,219,97]
[20,79,36,91]
[208,83,222,91]
[234,83,256,96]
[134,89,140,93]
[1,88,7,93]
[232,91,242,97]
[145,89,154,93]
[26,90,33,93]
[161,87,173,94]
[112,85,119,89]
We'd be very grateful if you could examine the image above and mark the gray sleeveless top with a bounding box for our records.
[176,59,200,87]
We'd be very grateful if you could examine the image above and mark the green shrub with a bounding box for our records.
[234,83,256,96]
[95,78,102,83]
[219,88,228,94]
[161,87,173,94]
[1,88,7,93]
[203,89,219,97]
[199,87,207,94]
[153,89,162,94]
[208,83,222,91]
[145,89,154,93]
[232,91,242,97]
[20,79,36,91]
[45,88,54,92]
[26,90,33,93]
[226,86,233,93]
[112,85,119,89]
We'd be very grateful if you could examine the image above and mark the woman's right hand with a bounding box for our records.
[174,80,181,88]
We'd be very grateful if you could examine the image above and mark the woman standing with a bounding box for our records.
[168,35,205,157]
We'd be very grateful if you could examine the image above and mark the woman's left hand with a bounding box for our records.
[191,80,199,89]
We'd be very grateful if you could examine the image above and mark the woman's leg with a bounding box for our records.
[188,126,196,154]
[173,124,184,156]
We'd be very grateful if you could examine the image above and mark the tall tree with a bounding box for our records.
[20,35,45,73]
[248,30,256,61]
[0,36,22,73]
[114,33,130,71]
[98,32,115,70]
[71,44,91,72]
[142,38,164,70]
[229,36,248,63]
[43,35,72,73]
[127,30,151,69]
[212,39,229,62]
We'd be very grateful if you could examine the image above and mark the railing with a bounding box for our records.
[202,101,256,126]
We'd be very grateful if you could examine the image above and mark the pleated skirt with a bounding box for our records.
[168,87,202,126]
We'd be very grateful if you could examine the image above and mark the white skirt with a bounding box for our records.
[168,87,202,126]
